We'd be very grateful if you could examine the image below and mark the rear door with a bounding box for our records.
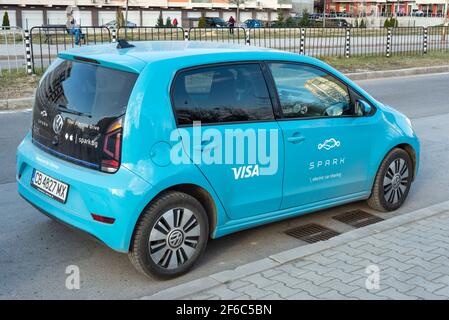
[32,58,138,171]
[171,62,284,220]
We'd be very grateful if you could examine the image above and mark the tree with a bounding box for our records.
[156,12,164,27]
[299,9,310,27]
[2,11,10,30]
[384,17,398,28]
[285,16,296,28]
[116,8,125,28]
[392,17,398,28]
[229,0,246,25]
[165,17,172,28]
[275,9,285,27]
[442,0,448,40]
[198,16,206,28]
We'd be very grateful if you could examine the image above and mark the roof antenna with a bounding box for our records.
[116,39,135,49]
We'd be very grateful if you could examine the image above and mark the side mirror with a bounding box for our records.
[355,99,372,116]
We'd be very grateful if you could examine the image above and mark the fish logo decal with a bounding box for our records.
[318,138,341,151]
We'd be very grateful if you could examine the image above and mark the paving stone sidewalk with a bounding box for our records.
[144,201,449,300]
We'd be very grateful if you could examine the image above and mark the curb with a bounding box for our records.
[0,97,33,111]
[346,65,449,81]
[1,66,449,111]
[142,200,449,300]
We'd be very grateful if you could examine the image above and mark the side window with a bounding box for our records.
[268,63,353,119]
[172,64,274,125]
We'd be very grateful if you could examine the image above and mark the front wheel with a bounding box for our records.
[129,191,209,279]
[367,148,413,212]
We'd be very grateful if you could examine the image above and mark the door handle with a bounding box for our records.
[287,135,305,144]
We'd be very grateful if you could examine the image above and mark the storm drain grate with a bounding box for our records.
[285,223,340,243]
[333,210,384,228]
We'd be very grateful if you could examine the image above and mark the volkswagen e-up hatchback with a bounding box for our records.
[17,41,419,278]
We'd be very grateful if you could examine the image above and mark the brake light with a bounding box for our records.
[101,117,123,173]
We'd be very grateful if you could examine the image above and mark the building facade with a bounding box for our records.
[0,0,295,29]
[319,0,448,17]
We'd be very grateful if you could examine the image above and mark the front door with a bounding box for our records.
[267,62,374,209]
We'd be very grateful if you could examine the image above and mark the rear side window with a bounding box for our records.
[35,58,137,117]
[172,63,274,125]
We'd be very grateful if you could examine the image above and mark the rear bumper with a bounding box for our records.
[20,193,107,247]
[16,133,152,252]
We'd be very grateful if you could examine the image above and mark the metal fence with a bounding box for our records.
[304,28,347,57]
[116,27,185,41]
[390,27,425,56]
[248,28,301,53]
[428,26,449,52]
[188,27,247,44]
[0,26,26,75]
[29,26,111,73]
[351,28,389,57]
[1,26,448,76]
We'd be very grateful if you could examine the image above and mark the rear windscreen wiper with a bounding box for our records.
[58,105,92,118]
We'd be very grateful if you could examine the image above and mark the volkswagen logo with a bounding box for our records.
[52,114,64,135]
[167,229,184,249]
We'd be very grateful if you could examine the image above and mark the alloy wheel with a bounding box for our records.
[148,208,200,270]
[383,158,409,205]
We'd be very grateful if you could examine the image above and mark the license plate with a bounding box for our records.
[31,170,69,203]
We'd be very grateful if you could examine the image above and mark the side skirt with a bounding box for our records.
[212,191,370,238]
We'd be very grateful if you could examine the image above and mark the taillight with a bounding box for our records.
[101,117,123,173]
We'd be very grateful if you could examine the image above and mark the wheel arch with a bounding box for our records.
[165,183,218,237]
[371,142,417,192]
[395,143,417,181]
[128,183,218,252]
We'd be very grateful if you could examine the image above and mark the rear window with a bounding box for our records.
[31,58,138,170]
[35,58,137,117]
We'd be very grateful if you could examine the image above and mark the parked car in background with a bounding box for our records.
[204,17,227,28]
[242,19,263,28]
[309,13,321,20]
[103,20,137,29]
[412,10,425,17]
[336,11,349,18]
[321,18,352,28]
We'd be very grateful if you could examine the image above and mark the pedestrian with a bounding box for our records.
[172,18,178,27]
[228,16,235,35]
[66,12,82,45]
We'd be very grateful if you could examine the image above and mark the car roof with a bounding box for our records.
[57,40,318,74]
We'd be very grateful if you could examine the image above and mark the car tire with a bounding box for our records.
[128,191,209,279]
[367,148,413,212]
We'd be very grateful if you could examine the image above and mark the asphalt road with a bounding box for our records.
[1,72,449,299]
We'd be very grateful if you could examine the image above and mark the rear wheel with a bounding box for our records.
[129,191,209,279]
[367,148,413,212]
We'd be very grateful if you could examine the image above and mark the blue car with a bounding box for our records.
[243,19,263,28]
[17,41,419,278]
